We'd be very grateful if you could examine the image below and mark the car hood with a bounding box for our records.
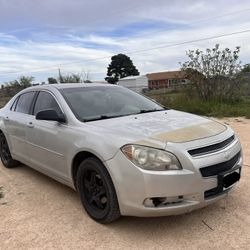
[86,110,227,147]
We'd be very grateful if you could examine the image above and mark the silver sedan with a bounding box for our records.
[0,84,242,223]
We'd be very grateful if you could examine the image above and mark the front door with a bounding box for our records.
[25,91,68,181]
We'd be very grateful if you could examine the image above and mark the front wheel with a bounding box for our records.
[76,157,120,224]
[0,133,19,168]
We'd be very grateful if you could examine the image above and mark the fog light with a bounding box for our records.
[144,196,184,207]
[144,197,166,207]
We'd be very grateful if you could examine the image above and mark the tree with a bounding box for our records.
[3,76,34,97]
[60,74,81,83]
[242,64,250,73]
[58,69,81,83]
[48,77,58,84]
[19,76,34,88]
[7,76,34,88]
[181,44,242,100]
[105,54,139,84]
[240,64,250,95]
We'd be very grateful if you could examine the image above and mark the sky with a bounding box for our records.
[0,0,250,83]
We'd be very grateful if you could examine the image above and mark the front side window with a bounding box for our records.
[60,86,165,122]
[33,91,61,116]
[15,92,36,114]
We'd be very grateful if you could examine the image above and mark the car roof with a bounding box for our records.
[25,83,116,91]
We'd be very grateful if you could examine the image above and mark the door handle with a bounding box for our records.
[4,116,9,121]
[27,122,34,128]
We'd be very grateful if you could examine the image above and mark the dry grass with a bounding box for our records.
[0,97,10,108]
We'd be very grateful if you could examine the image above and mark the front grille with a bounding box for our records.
[188,135,235,157]
[200,151,241,177]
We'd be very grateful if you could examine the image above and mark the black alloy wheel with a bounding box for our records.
[0,133,19,168]
[84,169,108,211]
[77,157,120,223]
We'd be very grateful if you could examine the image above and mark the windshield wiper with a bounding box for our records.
[83,108,166,122]
[83,114,125,122]
[136,108,166,114]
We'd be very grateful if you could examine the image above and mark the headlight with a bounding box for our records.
[121,145,182,171]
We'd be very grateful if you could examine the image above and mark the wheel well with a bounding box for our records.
[72,151,99,190]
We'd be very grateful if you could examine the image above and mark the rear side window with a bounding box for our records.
[10,97,19,111]
[33,91,61,116]
[15,92,36,114]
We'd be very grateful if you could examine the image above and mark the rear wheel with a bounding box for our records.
[77,157,120,224]
[0,133,19,168]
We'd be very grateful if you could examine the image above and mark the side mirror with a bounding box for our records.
[36,109,66,123]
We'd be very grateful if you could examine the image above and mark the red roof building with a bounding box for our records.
[147,70,188,89]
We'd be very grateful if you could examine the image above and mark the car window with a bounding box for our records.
[33,91,61,116]
[10,97,19,111]
[60,86,165,122]
[15,92,36,114]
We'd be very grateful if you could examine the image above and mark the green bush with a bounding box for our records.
[147,92,250,118]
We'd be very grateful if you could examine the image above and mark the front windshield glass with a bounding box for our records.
[60,86,165,122]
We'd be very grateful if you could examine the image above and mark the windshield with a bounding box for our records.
[60,86,165,122]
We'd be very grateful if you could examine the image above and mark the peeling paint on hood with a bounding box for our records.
[150,121,226,143]
[87,110,227,146]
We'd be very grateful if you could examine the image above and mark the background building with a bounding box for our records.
[117,70,189,92]
[147,70,188,89]
[117,75,148,92]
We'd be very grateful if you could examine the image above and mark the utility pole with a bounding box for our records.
[58,68,63,83]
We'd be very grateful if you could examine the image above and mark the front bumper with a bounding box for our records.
[104,136,242,217]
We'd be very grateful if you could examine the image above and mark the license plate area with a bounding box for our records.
[222,170,240,189]
[204,166,241,199]
[219,166,241,191]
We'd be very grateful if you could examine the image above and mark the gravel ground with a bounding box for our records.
[0,117,250,250]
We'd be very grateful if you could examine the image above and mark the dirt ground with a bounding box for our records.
[0,117,250,250]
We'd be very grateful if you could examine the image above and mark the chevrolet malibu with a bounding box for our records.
[0,84,242,223]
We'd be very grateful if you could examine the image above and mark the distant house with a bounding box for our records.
[147,70,188,89]
[117,70,189,92]
[117,75,148,92]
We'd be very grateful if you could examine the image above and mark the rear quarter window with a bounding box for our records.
[10,97,19,111]
[15,92,36,114]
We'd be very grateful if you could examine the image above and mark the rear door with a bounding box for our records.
[26,90,68,180]
[5,91,37,163]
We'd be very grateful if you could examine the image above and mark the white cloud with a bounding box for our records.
[0,0,250,83]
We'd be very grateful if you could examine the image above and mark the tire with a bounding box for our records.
[76,157,120,224]
[0,133,19,168]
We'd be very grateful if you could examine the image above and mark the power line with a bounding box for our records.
[2,6,250,58]
[47,7,250,59]
[15,7,250,60]
[1,6,249,78]
[125,29,250,55]
[114,7,250,42]
[0,28,249,78]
